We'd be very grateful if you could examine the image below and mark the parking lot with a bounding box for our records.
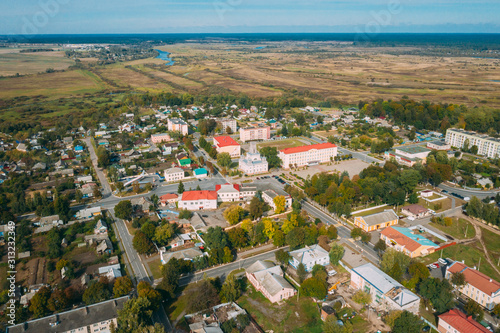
[427,258,450,279]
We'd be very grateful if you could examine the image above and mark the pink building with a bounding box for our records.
[151,133,172,144]
[167,118,189,136]
[245,260,296,303]
[239,125,271,142]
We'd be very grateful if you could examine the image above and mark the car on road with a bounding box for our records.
[441,190,448,194]
[464,196,470,201]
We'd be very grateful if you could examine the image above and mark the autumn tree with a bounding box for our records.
[83,280,111,305]
[133,230,156,255]
[137,281,161,310]
[154,223,175,246]
[464,299,484,321]
[29,286,51,318]
[451,272,466,287]
[273,195,286,214]
[223,205,245,225]
[113,276,133,298]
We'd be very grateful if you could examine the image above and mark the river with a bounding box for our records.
[155,49,175,66]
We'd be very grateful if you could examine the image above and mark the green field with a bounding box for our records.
[0,51,74,76]
[257,138,306,151]
[429,218,476,240]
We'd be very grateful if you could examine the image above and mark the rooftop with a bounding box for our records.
[448,262,500,296]
[381,226,438,252]
[396,145,432,155]
[280,142,337,155]
[169,118,188,125]
[214,135,240,147]
[438,309,490,333]
[7,296,129,333]
[358,209,398,227]
[181,190,218,201]
[402,204,429,215]
[289,244,329,265]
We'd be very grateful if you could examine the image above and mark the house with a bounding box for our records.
[320,306,336,322]
[216,183,240,202]
[160,193,179,206]
[246,260,296,303]
[262,189,292,211]
[350,263,420,314]
[74,145,84,153]
[445,261,500,310]
[178,158,191,168]
[238,142,268,175]
[164,167,185,182]
[278,143,338,169]
[213,136,241,158]
[151,133,172,144]
[169,233,192,249]
[162,142,179,155]
[32,162,46,170]
[478,177,494,188]
[38,215,63,226]
[185,302,249,333]
[437,309,490,333]
[354,209,399,232]
[289,245,330,272]
[179,190,218,210]
[384,146,431,167]
[54,160,66,169]
[96,238,113,255]
[98,264,122,280]
[94,219,108,234]
[160,246,204,265]
[420,190,434,198]
[76,175,93,184]
[16,143,27,152]
[131,197,153,213]
[401,204,431,219]
[193,168,208,179]
[6,296,130,333]
[75,207,102,219]
[167,118,189,135]
[380,226,438,258]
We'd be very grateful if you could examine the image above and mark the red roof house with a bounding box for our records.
[438,309,490,333]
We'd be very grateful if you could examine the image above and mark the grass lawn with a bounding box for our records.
[419,302,438,327]
[419,242,500,281]
[257,138,305,151]
[481,228,500,256]
[237,285,324,333]
[429,218,476,240]
[148,257,163,280]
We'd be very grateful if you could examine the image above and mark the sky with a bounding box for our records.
[0,0,500,34]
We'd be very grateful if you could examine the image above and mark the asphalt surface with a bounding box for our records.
[84,137,112,197]
[438,183,500,199]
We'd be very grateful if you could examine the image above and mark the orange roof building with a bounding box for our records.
[278,143,337,169]
[446,261,500,310]
[438,309,490,333]
[213,136,241,157]
[179,190,218,211]
[380,226,438,258]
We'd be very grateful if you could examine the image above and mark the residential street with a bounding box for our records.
[84,137,112,197]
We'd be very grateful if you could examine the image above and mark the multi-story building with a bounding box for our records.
[278,143,337,169]
[289,245,330,272]
[238,142,268,175]
[151,133,172,144]
[167,118,189,136]
[427,140,451,151]
[354,209,399,232]
[7,296,129,333]
[446,128,500,158]
[445,261,500,310]
[220,118,237,134]
[350,263,420,314]
[239,125,271,142]
[438,309,490,333]
[164,167,185,182]
[179,190,218,210]
[380,226,438,258]
[213,136,241,158]
[216,183,240,202]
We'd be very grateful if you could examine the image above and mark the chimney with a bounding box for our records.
[22,322,28,332]
[85,306,89,315]
[490,279,493,283]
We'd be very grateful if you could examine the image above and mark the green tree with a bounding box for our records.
[154,223,175,246]
[137,281,162,310]
[272,230,285,247]
[47,289,68,312]
[115,200,133,220]
[220,274,240,303]
[113,276,133,298]
[83,280,111,305]
[117,297,153,333]
[297,263,307,283]
[300,277,327,299]
[418,278,454,313]
[29,286,51,318]
[275,249,291,267]
[97,146,111,168]
[374,239,387,254]
[204,226,229,250]
[380,248,410,276]
[227,227,249,249]
[178,209,192,219]
[222,247,233,263]
[133,230,156,255]
[329,243,345,265]
[273,195,286,214]
[464,299,484,321]
[408,192,419,204]
[352,290,372,305]
[285,227,306,250]
[177,181,185,194]
[217,152,232,168]
[391,311,422,333]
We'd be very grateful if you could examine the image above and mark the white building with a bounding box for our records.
[213,136,241,158]
[262,189,292,211]
[179,190,218,210]
[278,143,337,169]
[238,142,268,175]
[446,128,500,158]
[427,140,451,151]
[164,167,185,182]
[216,183,240,202]
[289,245,330,272]
[239,125,271,142]
[167,118,189,136]
[220,118,237,133]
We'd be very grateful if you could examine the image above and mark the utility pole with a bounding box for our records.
[478,257,482,271]
[464,224,468,238]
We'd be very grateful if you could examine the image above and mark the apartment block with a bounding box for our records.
[278,143,337,169]
[167,118,189,136]
[446,128,500,158]
[239,125,270,142]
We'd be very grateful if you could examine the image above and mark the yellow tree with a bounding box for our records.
[241,219,253,233]
[273,195,286,214]
[262,218,276,240]
[223,205,244,225]
[282,213,298,234]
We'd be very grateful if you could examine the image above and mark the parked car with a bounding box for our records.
[438,258,447,265]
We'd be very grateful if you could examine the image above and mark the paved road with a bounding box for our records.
[84,137,112,198]
[178,247,288,286]
[309,134,383,164]
[438,183,499,199]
